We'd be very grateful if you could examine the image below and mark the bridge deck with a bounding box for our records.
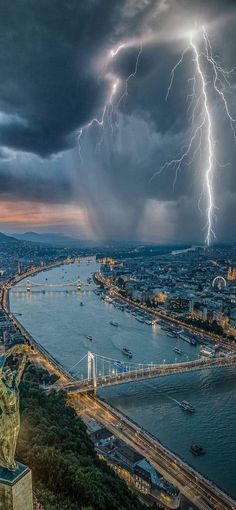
[64,354,236,393]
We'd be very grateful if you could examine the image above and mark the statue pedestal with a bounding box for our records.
[0,463,33,510]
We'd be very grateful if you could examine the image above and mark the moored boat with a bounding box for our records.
[178,333,197,346]
[199,346,215,357]
[136,316,144,323]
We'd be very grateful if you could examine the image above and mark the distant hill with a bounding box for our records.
[11,231,87,247]
[0,232,20,244]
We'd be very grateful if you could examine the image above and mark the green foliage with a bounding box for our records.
[17,364,145,510]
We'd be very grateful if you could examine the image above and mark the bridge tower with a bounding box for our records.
[26,280,31,292]
[77,278,81,291]
[88,351,97,391]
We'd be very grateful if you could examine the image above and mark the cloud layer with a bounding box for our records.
[0,0,235,242]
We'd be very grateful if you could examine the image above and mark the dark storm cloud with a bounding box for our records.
[0,0,236,242]
[0,0,233,157]
[0,0,125,155]
[0,0,171,156]
[0,153,76,203]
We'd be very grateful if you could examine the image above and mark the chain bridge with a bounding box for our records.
[13,278,83,291]
[61,351,236,393]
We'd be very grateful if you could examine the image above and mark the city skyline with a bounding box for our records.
[0,0,236,243]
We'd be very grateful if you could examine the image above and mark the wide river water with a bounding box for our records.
[10,260,236,499]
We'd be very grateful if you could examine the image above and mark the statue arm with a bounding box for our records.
[4,344,29,386]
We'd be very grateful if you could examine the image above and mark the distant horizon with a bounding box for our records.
[2,229,236,248]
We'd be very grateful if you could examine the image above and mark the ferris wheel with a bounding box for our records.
[212,276,227,289]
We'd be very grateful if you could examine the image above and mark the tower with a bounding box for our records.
[87,352,97,391]
[26,280,31,292]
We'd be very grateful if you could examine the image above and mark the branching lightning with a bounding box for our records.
[165,46,189,101]
[117,43,143,107]
[110,44,125,58]
[77,75,120,157]
[202,28,236,141]
[77,42,142,157]
[151,27,236,246]
[191,36,214,245]
[76,27,235,245]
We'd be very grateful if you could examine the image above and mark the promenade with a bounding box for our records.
[1,260,75,384]
[74,393,236,510]
[96,272,236,353]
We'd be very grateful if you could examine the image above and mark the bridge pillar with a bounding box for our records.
[26,280,31,292]
[88,352,97,392]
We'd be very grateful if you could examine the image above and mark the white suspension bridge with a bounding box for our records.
[61,350,236,393]
[13,278,83,292]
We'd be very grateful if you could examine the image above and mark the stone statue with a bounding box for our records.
[0,343,29,471]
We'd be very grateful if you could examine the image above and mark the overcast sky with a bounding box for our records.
[0,0,235,243]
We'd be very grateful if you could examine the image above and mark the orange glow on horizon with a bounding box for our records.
[0,200,93,235]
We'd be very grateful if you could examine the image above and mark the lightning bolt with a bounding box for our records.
[165,46,189,101]
[190,36,214,246]
[77,42,142,157]
[117,43,143,108]
[110,43,126,58]
[77,76,119,157]
[202,27,236,141]
[151,27,236,246]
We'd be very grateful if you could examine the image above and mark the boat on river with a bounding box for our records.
[179,400,195,413]
[178,333,197,346]
[199,346,215,358]
[161,326,169,331]
[136,316,144,323]
[173,347,183,355]
[122,347,132,358]
[190,444,205,456]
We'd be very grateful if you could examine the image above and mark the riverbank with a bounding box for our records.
[18,363,145,510]
[95,271,235,352]
[8,261,236,506]
[5,261,181,508]
[1,258,75,383]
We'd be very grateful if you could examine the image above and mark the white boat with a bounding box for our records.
[179,400,195,413]
[199,346,215,358]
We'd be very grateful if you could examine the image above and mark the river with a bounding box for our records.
[10,260,236,499]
